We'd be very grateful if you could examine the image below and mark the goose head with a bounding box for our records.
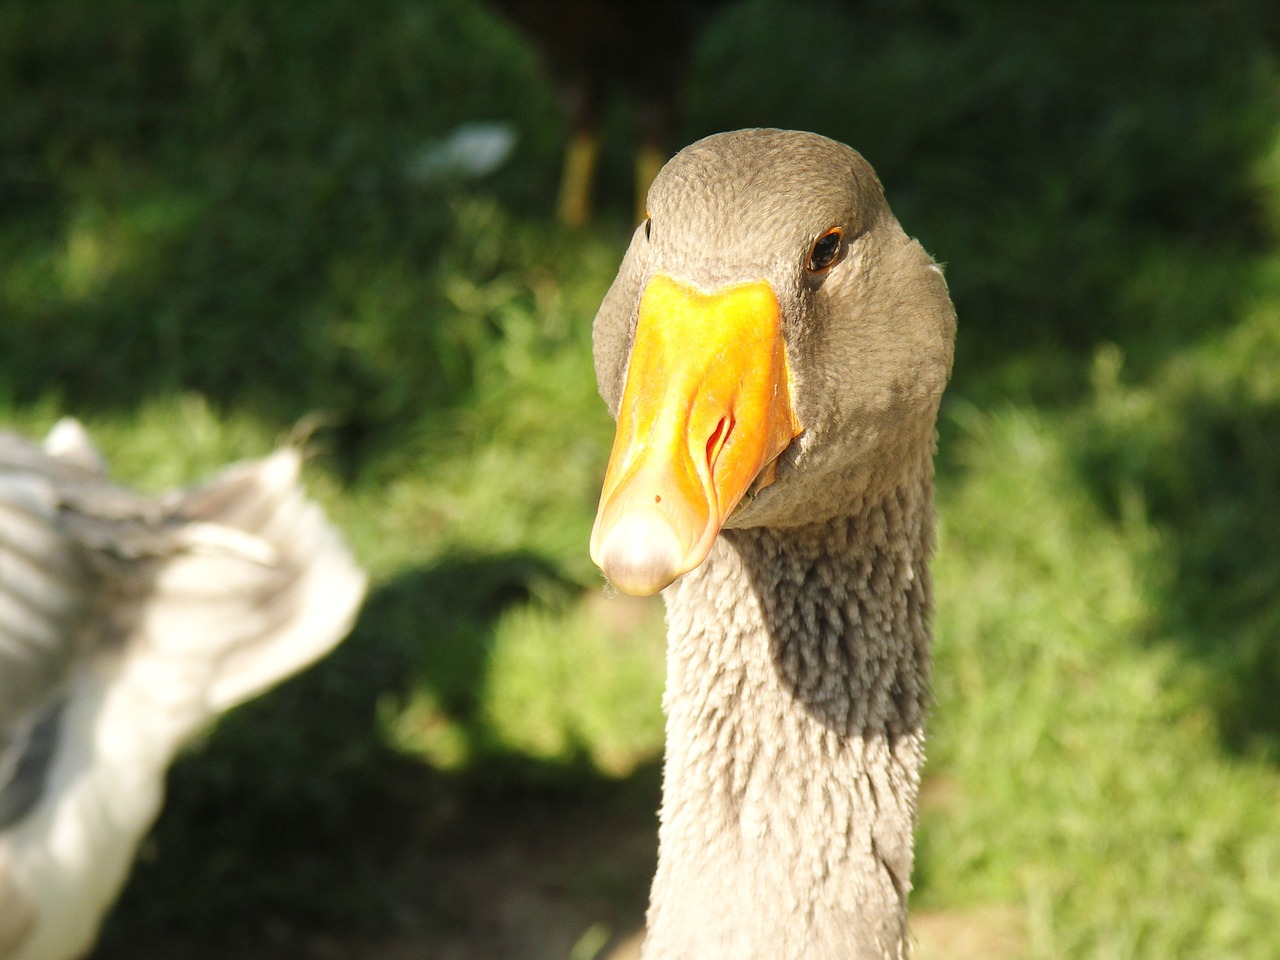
[590,129,956,595]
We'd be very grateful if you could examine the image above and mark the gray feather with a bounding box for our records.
[0,420,366,960]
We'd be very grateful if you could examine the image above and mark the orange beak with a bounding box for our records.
[590,274,803,595]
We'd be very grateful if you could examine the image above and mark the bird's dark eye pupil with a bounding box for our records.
[644,217,652,240]
[807,230,842,272]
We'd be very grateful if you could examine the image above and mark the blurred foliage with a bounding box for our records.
[1,0,1279,957]
[689,0,1279,386]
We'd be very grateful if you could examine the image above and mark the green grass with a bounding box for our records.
[3,1,1280,957]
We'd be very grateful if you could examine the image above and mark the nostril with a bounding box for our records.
[705,415,734,473]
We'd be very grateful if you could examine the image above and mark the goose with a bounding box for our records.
[589,129,956,958]
[487,0,727,225]
[0,418,366,960]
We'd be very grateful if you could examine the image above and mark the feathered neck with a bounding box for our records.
[642,456,936,960]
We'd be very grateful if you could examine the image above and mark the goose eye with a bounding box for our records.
[806,228,843,273]
[644,216,652,240]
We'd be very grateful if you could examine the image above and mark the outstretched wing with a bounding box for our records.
[0,429,104,830]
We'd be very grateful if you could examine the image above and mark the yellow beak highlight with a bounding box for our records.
[590,275,803,595]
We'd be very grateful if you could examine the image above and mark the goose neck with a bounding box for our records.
[643,465,935,959]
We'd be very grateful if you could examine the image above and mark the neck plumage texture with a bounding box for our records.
[643,454,935,960]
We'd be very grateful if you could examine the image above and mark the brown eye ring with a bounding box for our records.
[806,227,843,273]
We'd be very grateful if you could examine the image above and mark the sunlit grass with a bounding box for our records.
[391,592,665,776]
[920,308,1280,957]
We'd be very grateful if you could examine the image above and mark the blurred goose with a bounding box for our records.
[590,130,956,957]
[488,0,726,225]
[0,419,366,960]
